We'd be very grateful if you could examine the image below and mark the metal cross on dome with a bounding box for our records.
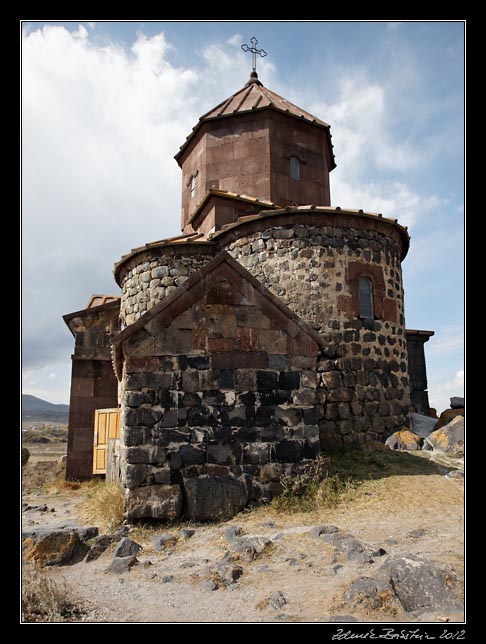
[241,37,267,73]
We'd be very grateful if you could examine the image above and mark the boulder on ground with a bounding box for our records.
[22,526,97,566]
[106,555,138,574]
[152,533,178,551]
[423,416,464,455]
[227,535,273,562]
[450,397,464,410]
[268,591,287,610]
[376,555,462,612]
[309,525,339,539]
[85,534,119,562]
[320,529,385,564]
[183,474,247,522]
[386,429,422,451]
[124,484,182,521]
[114,537,142,558]
[411,413,438,438]
[343,577,399,611]
[213,562,244,585]
[434,408,464,431]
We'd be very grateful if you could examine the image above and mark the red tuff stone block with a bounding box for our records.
[125,356,160,373]
[208,338,237,352]
[211,351,268,369]
[383,298,398,323]
[290,331,319,357]
[237,327,259,351]
[192,329,208,351]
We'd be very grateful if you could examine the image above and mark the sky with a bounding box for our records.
[21,20,464,412]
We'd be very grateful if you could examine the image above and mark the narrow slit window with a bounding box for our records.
[359,276,374,319]
[190,175,196,198]
[290,157,300,180]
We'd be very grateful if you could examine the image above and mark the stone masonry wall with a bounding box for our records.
[119,248,214,328]
[120,278,323,521]
[221,223,411,438]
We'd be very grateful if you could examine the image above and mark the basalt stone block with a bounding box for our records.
[325,403,340,421]
[124,464,151,489]
[274,439,304,463]
[220,369,235,389]
[292,388,316,405]
[211,425,233,441]
[253,406,274,426]
[257,371,279,391]
[354,417,371,433]
[303,439,321,459]
[183,475,248,521]
[152,467,171,484]
[327,388,353,403]
[159,410,179,428]
[160,390,176,409]
[278,371,300,390]
[259,390,291,405]
[203,390,226,406]
[125,390,157,407]
[187,406,217,427]
[337,420,354,435]
[259,426,286,442]
[125,407,162,428]
[219,406,247,427]
[338,403,352,419]
[259,462,283,483]
[207,441,242,466]
[317,359,336,372]
[181,392,202,407]
[268,354,287,370]
[243,443,270,465]
[125,484,183,521]
[154,428,190,445]
[125,445,166,465]
[239,391,256,406]
[274,406,302,427]
[233,426,259,441]
[179,444,206,466]
[168,451,183,470]
[124,426,151,447]
[188,356,210,370]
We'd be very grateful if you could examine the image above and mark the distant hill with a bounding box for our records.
[22,394,69,422]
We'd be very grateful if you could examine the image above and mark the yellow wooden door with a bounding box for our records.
[93,408,120,475]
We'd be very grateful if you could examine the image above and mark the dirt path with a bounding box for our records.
[22,465,464,624]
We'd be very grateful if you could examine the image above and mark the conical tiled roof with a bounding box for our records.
[175,74,335,168]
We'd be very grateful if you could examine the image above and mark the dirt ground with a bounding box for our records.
[21,454,464,624]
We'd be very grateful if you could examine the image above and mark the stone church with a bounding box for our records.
[63,67,433,521]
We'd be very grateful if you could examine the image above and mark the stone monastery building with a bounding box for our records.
[63,67,433,521]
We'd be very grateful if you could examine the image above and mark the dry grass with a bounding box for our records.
[272,457,358,513]
[82,481,124,532]
[22,565,87,622]
[270,447,454,517]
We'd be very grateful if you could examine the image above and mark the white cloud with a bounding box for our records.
[428,369,464,414]
[427,325,464,358]
[312,79,419,175]
[306,77,442,228]
[48,372,56,379]
[226,34,242,46]
[331,176,440,229]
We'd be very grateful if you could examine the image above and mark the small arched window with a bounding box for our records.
[359,276,374,319]
[290,157,300,180]
[190,175,196,198]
